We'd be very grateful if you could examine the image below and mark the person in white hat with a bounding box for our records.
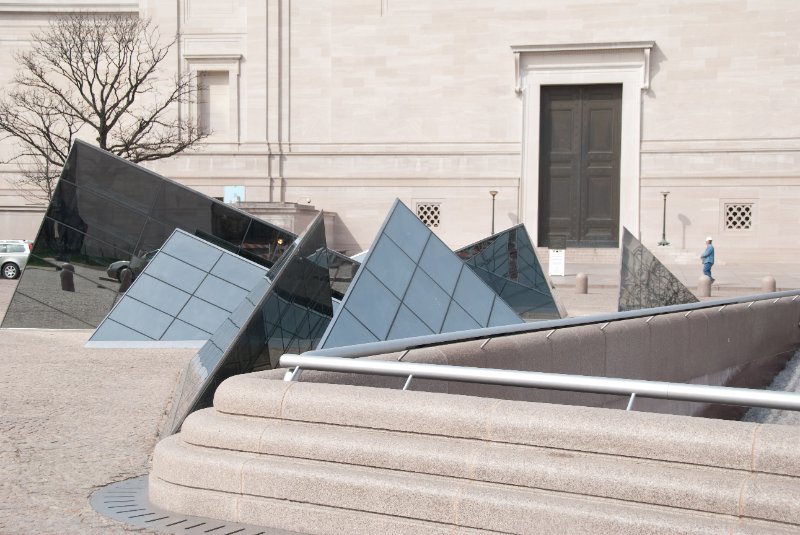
[700,236,715,283]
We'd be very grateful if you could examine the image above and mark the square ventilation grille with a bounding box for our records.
[724,203,754,230]
[416,202,441,228]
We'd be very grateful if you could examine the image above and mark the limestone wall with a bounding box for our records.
[1,2,799,259]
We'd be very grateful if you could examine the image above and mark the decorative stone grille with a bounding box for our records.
[416,203,441,228]
[724,203,754,230]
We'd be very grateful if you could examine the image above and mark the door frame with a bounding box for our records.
[512,42,653,246]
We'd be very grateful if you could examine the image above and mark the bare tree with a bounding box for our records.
[0,14,207,201]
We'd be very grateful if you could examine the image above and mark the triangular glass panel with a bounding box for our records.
[618,227,699,312]
[318,200,523,349]
[456,224,564,321]
[163,213,334,436]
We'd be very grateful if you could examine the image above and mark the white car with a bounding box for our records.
[0,240,32,279]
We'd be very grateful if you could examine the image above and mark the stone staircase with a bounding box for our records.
[151,374,800,534]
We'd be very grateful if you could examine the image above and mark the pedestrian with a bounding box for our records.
[700,236,715,283]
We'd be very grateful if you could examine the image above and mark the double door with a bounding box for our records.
[538,84,621,248]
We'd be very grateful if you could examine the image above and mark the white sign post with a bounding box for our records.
[548,248,566,277]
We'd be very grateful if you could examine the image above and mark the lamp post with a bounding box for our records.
[489,190,498,234]
[658,191,670,246]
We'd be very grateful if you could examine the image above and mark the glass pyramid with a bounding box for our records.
[317,200,523,349]
[456,224,563,320]
[87,229,268,347]
[1,140,295,329]
[618,227,699,312]
[163,214,334,435]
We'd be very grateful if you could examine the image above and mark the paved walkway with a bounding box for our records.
[545,259,799,317]
[0,280,195,535]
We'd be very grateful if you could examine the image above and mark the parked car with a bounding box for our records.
[106,249,159,282]
[0,240,32,279]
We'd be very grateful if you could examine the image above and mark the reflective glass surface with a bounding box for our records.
[618,228,699,311]
[324,249,361,300]
[163,214,334,435]
[318,200,523,349]
[456,224,563,321]
[88,229,268,345]
[2,140,295,329]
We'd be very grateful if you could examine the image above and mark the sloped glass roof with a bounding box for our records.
[456,224,563,321]
[87,229,268,347]
[163,213,333,435]
[1,140,294,329]
[618,227,699,311]
[318,200,523,349]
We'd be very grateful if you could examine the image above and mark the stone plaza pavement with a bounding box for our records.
[0,258,797,534]
[0,280,195,535]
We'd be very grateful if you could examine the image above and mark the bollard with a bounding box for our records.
[60,263,75,292]
[697,275,711,297]
[761,276,776,293]
[575,272,588,294]
[118,268,133,293]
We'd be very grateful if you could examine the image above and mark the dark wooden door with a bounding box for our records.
[538,85,621,248]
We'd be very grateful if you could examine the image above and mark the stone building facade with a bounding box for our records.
[1,0,799,261]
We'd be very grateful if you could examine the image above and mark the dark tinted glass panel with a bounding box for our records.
[2,141,297,329]
[56,187,146,250]
[71,141,161,213]
[163,214,334,436]
[31,228,129,294]
[209,203,250,247]
[2,254,118,328]
[241,220,293,266]
[34,218,135,271]
[150,180,214,234]
[137,218,173,253]
[45,182,144,255]
[618,228,699,312]
[325,250,361,300]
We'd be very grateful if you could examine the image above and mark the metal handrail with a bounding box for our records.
[278,354,800,412]
[303,290,800,359]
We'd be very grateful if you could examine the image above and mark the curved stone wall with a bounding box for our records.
[151,377,800,534]
[263,295,800,417]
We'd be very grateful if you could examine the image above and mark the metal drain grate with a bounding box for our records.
[90,475,296,535]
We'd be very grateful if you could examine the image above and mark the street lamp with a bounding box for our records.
[489,190,498,234]
[658,191,670,246]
